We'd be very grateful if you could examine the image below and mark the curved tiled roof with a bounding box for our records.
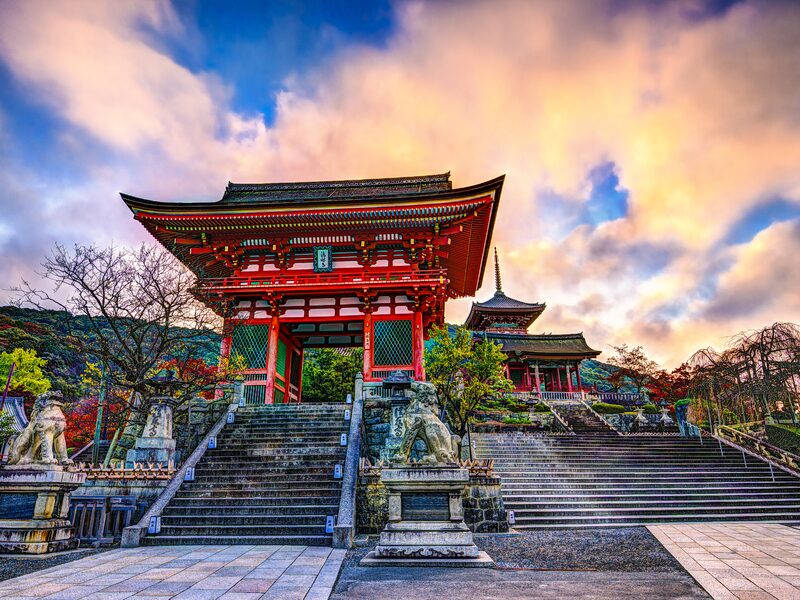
[480,332,601,358]
[473,291,544,310]
[221,173,452,204]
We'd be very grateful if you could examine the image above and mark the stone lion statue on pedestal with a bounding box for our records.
[393,382,460,465]
[6,391,73,467]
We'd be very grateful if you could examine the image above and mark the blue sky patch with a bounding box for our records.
[724,198,800,245]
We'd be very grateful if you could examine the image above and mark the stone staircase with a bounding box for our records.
[555,402,619,437]
[474,403,800,528]
[144,403,349,545]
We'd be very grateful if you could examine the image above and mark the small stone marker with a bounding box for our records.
[226,412,235,424]
[344,409,351,421]
[238,396,245,407]
[208,436,217,449]
[334,464,342,479]
[340,433,347,446]
[346,393,352,404]
[148,516,161,534]
[508,510,516,525]
[185,467,195,481]
[325,515,335,533]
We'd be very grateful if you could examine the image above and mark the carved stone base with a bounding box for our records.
[0,519,79,554]
[0,469,85,554]
[361,550,494,568]
[361,466,493,568]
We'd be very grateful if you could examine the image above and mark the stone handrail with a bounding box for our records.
[120,402,237,547]
[333,374,365,549]
[594,392,649,405]
[716,424,800,475]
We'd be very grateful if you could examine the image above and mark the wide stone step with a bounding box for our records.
[505,489,800,500]
[180,479,342,489]
[161,514,332,526]
[193,466,340,475]
[500,481,800,492]
[197,459,343,468]
[512,512,800,526]
[163,504,338,516]
[169,495,339,506]
[507,498,800,510]
[142,534,332,546]
[494,471,784,480]
[157,523,329,536]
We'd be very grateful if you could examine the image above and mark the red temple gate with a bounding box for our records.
[123,173,503,403]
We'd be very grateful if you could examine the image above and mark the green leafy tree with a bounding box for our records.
[0,413,15,449]
[301,348,364,403]
[425,325,513,439]
[0,348,51,396]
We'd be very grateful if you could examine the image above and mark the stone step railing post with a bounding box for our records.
[333,374,364,549]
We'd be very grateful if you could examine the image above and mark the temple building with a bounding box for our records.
[122,173,503,403]
[464,250,600,393]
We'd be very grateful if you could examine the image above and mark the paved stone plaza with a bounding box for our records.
[0,545,345,600]
[649,523,800,600]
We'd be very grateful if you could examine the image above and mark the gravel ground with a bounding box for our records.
[332,528,709,599]
[0,546,110,582]
[474,527,685,572]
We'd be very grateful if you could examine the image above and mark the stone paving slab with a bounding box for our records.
[649,523,800,600]
[0,545,346,600]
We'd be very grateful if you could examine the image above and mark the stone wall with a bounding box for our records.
[364,399,392,462]
[356,474,509,534]
[462,475,509,533]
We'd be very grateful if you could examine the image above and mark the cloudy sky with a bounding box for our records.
[0,0,798,368]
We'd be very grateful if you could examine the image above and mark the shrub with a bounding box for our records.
[592,402,625,414]
[502,413,531,425]
[674,398,692,408]
[767,424,800,454]
[642,404,660,414]
[532,402,550,413]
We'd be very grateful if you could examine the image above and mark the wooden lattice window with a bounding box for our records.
[373,319,413,366]
[231,325,270,370]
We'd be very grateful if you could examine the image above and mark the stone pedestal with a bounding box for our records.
[0,466,86,554]
[126,398,176,468]
[361,466,493,567]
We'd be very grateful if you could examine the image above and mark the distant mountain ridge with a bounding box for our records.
[0,305,220,398]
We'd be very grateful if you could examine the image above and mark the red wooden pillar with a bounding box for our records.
[533,361,541,392]
[363,311,373,381]
[264,313,280,404]
[556,366,562,391]
[566,364,573,392]
[296,349,304,403]
[524,362,532,390]
[216,318,233,400]
[412,310,425,381]
[575,361,583,389]
[219,319,232,363]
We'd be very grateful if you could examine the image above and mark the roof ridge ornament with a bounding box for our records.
[494,247,502,293]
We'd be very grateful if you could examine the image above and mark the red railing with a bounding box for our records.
[194,268,448,294]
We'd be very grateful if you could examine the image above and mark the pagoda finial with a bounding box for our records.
[494,247,502,293]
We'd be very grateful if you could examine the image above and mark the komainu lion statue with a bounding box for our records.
[393,382,460,465]
[7,390,73,467]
